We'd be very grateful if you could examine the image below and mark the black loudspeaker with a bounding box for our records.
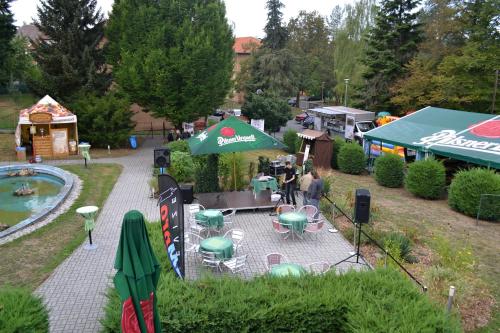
[179,184,194,204]
[354,189,370,224]
[154,148,171,168]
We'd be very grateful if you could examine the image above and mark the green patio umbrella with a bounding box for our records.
[188,116,287,190]
[113,210,162,333]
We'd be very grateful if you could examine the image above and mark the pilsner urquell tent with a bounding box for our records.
[363,107,500,169]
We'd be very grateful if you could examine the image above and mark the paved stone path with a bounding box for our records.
[35,138,163,333]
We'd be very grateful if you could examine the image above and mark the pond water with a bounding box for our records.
[0,174,64,226]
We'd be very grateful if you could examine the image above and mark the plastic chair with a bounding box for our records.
[184,232,203,259]
[188,203,205,221]
[304,220,325,240]
[222,254,248,274]
[272,219,290,239]
[223,228,244,254]
[264,253,288,272]
[309,262,331,275]
[277,204,295,215]
[299,205,318,222]
[221,209,237,227]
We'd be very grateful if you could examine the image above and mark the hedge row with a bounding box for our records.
[101,223,461,333]
[0,288,48,333]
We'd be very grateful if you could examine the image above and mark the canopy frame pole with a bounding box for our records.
[233,152,237,191]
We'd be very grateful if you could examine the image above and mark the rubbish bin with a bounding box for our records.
[16,146,26,161]
[129,135,137,149]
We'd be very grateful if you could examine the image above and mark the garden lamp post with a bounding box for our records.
[344,78,350,107]
[76,206,99,250]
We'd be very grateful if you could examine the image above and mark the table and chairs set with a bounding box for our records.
[264,252,332,277]
[186,203,247,274]
[272,204,325,240]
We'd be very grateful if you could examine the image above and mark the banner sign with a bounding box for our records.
[158,174,184,278]
[344,115,355,140]
[250,119,265,132]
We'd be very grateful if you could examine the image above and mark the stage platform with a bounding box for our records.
[194,190,282,211]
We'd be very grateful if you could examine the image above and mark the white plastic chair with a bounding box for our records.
[272,219,290,239]
[221,209,237,227]
[299,205,318,222]
[189,219,207,237]
[201,251,221,272]
[223,228,244,254]
[222,254,248,274]
[277,204,295,215]
[309,261,330,275]
[188,203,205,222]
[184,232,203,259]
[264,252,288,272]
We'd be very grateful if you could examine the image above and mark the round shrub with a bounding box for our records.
[166,140,190,153]
[374,153,404,188]
[283,129,298,154]
[337,142,366,175]
[0,288,48,332]
[168,151,194,183]
[448,168,500,221]
[331,137,346,169]
[405,159,445,199]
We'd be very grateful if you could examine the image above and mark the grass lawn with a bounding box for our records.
[320,169,500,332]
[0,164,122,290]
[0,93,37,129]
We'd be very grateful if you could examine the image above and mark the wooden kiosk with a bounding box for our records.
[15,95,79,158]
[296,129,333,169]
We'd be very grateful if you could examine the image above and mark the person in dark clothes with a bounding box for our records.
[308,170,324,219]
[167,130,174,142]
[284,161,296,206]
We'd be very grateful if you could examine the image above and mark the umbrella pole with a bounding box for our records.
[233,152,237,191]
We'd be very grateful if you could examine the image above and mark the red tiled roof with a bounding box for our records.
[233,37,261,54]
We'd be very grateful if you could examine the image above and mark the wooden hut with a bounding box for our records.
[296,129,332,169]
[15,95,79,158]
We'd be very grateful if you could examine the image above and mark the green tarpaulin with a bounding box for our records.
[364,107,500,169]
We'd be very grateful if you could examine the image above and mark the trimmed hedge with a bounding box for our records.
[0,288,49,333]
[448,168,500,221]
[374,153,404,187]
[338,142,366,175]
[101,223,462,333]
[405,159,446,199]
[283,129,299,154]
[194,154,219,193]
[331,137,346,169]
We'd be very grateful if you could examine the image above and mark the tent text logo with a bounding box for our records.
[217,134,256,146]
[413,130,500,155]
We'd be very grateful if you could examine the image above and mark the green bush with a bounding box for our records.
[405,158,446,199]
[168,151,194,183]
[194,154,219,193]
[322,177,331,196]
[70,92,134,148]
[166,140,190,153]
[374,153,404,187]
[102,223,462,333]
[448,168,500,221]
[219,153,246,190]
[283,129,298,153]
[0,288,49,333]
[383,232,417,263]
[258,156,270,175]
[337,142,366,175]
[331,137,346,169]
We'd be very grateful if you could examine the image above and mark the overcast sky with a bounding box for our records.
[11,0,354,38]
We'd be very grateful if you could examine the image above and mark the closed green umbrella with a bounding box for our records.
[113,210,161,333]
[188,116,286,189]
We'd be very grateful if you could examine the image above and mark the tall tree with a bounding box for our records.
[0,0,16,89]
[241,92,291,133]
[362,0,422,112]
[33,0,109,100]
[263,0,288,50]
[287,11,335,104]
[107,0,234,127]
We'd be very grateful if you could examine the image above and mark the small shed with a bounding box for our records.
[15,95,79,158]
[296,129,333,169]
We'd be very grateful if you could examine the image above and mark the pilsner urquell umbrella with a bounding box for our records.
[188,116,287,190]
[113,210,162,333]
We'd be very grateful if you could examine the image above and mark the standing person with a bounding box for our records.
[284,161,297,206]
[175,129,182,140]
[299,170,313,206]
[308,171,324,219]
[167,130,174,142]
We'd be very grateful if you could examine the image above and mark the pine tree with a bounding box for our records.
[362,0,422,111]
[107,0,234,128]
[263,0,288,50]
[33,0,109,100]
[0,0,16,89]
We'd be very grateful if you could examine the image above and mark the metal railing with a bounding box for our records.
[321,194,428,292]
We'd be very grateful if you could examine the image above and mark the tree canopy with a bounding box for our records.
[107,0,234,127]
[33,0,109,100]
[0,0,16,89]
[241,92,291,133]
[263,0,288,50]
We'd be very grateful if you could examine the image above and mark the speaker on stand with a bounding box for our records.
[333,189,371,268]
[154,148,171,174]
